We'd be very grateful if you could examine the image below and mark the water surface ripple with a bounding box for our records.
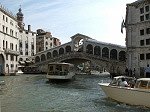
[0,74,149,112]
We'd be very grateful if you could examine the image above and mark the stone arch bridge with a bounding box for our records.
[34,33,126,75]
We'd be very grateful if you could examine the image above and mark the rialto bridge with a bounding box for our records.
[34,33,126,75]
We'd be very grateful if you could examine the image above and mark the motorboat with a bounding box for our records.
[46,62,75,80]
[17,66,42,74]
[90,70,110,77]
[98,76,150,108]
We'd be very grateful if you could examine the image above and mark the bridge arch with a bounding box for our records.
[102,47,109,58]
[41,54,46,61]
[94,46,101,56]
[65,45,71,53]
[47,52,51,59]
[86,44,93,54]
[59,47,64,55]
[110,49,117,60]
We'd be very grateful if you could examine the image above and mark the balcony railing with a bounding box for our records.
[5,48,20,55]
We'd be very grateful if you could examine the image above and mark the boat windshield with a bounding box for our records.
[48,64,70,76]
[134,80,150,89]
[109,78,119,86]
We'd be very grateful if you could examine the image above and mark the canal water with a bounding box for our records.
[0,74,149,112]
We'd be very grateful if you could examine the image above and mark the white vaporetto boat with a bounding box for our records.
[98,76,150,108]
[46,62,75,80]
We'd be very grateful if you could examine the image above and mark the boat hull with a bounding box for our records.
[99,83,150,107]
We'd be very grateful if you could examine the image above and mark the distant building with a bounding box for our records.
[125,0,150,77]
[36,29,61,53]
[17,8,36,67]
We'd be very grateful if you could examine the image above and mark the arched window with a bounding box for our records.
[47,52,51,59]
[110,49,117,60]
[86,44,93,54]
[59,48,64,55]
[41,54,46,61]
[102,47,109,58]
[65,46,71,53]
[35,56,40,63]
[53,50,58,57]
[94,46,101,56]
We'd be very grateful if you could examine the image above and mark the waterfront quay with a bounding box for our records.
[0,74,149,112]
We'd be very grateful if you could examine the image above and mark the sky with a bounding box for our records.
[0,0,136,46]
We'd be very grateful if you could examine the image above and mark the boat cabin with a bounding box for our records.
[47,63,74,76]
[134,78,150,89]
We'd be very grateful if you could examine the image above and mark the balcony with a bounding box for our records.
[5,48,20,55]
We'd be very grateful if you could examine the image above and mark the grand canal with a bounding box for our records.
[0,74,149,112]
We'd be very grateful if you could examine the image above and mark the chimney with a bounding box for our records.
[28,25,31,32]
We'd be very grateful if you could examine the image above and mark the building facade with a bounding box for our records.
[125,0,150,77]
[36,29,61,53]
[17,8,36,66]
[0,5,19,75]
[0,5,37,75]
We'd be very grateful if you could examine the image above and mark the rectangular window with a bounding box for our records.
[140,40,144,46]
[146,39,150,45]
[32,45,34,50]
[6,54,8,60]
[6,27,8,34]
[140,54,144,60]
[25,43,28,49]
[10,29,12,35]
[146,53,150,59]
[16,56,18,61]
[140,7,144,14]
[146,28,150,34]
[19,42,22,48]
[3,15,5,20]
[145,14,149,20]
[6,17,8,22]
[140,15,144,21]
[15,32,17,37]
[11,55,14,61]
[20,51,23,55]
[2,25,5,32]
[25,52,28,55]
[140,29,144,35]
[145,6,149,12]
[11,64,14,68]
